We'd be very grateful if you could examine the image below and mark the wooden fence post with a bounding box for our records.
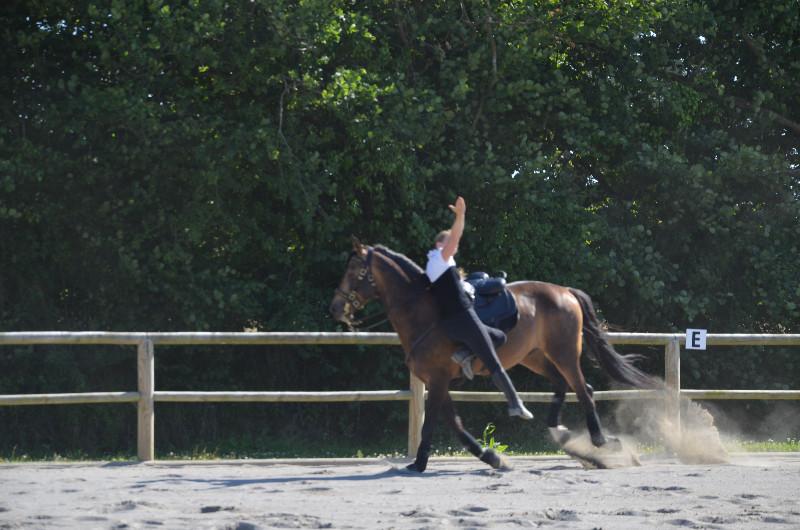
[137,339,155,461]
[665,338,681,438]
[408,373,425,457]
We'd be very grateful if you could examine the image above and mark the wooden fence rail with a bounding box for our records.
[1,332,799,461]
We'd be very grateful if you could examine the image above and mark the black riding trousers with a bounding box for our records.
[441,308,506,374]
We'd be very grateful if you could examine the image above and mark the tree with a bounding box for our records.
[1,0,797,456]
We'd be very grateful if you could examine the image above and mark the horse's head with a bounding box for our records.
[329,237,380,329]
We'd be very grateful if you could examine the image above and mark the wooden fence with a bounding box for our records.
[1,332,799,461]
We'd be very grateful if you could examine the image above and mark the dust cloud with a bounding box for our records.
[613,396,729,464]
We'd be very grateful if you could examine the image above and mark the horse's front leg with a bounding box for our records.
[406,381,446,473]
[440,391,511,471]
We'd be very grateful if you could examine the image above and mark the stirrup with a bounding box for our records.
[451,349,475,380]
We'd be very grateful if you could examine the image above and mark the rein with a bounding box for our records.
[406,321,437,358]
[352,312,389,331]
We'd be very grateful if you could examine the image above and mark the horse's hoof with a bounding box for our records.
[549,425,571,445]
[405,462,426,473]
[480,449,512,471]
[591,434,623,452]
[601,436,623,452]
[590,433,608,448]
[509,404,534,420]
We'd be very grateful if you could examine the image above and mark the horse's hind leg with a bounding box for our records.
[439,392,510,470]
[520,355,570,442]
[559,362,609,447]
[541,363,572,444]
[534,361,567,428]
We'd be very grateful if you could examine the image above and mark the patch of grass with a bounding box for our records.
[4,436,800,463]
[1,449,135,463]
[159,434,408,461]
[725,438,800,452]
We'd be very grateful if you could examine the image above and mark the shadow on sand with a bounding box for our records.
[130,464,503,489]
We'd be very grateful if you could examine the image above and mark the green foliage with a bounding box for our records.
[480,422,509,453]
[1,0,798,457]
[731,438,800,453]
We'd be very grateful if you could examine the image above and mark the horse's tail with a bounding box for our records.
[569,287,661,389]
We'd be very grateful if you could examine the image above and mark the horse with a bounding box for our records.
[329,237,661,472]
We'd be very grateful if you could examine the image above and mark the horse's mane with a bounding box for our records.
[373,245,424,281]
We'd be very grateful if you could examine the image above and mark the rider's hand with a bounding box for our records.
[449,196,466,218]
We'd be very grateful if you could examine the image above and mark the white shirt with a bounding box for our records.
[426,248,456,283]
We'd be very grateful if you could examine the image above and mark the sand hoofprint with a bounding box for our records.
[1,454,799,529]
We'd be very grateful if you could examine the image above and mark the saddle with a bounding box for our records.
[464,271,519,332]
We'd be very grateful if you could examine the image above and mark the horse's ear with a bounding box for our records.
[351,235,366,256]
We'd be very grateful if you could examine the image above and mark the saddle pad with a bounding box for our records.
[466,272,519,332]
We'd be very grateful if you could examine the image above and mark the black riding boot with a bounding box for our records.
[491,370,533,420]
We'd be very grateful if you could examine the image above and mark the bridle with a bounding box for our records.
[335,247,387,330]
[336,248,376,310]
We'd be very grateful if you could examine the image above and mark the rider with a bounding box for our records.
[425,196,533,420]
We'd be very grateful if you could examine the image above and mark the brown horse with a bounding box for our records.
[330,238,660,472]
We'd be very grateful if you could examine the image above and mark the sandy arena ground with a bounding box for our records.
[1,453,799,529]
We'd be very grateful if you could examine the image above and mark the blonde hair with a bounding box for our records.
[434,230,450,246]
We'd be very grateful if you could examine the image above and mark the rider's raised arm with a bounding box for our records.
[441,196,465,262]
